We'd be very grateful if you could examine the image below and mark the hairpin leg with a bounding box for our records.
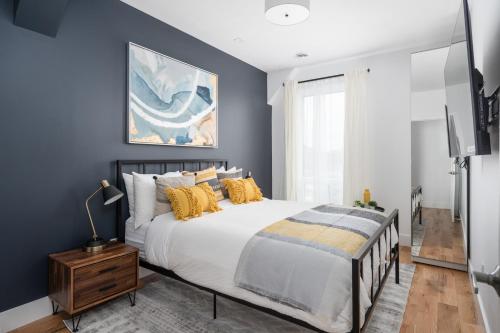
[213,294,217,319]
[127,290,136,306]
[71,314,82,332]
[51,300,59,315]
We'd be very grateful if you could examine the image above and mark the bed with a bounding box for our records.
[116,159,400,333]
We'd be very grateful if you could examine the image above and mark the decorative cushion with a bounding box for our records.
[190,182,222,213]
[217,168,243,198]
[166,187,202,221]
[165,182,222,221]
[153,175,195,219]
[133,171,180,228]
[221,177,263,204]
[184,167,224,201]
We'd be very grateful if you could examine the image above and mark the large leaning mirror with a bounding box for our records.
[410,47,468,270]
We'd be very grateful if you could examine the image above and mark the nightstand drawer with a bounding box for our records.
[73,272,136,309]
[73,253,137,309]
[74,253,136,282]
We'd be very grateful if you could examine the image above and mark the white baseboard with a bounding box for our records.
[399,233,411,247]
[0,297,52,333]
[468,262,493,333]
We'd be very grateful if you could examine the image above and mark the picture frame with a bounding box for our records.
[127,42,218,148]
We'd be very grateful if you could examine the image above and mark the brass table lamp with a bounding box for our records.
[85,180,124,253]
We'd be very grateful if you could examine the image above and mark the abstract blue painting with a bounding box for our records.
[128,43,218,147]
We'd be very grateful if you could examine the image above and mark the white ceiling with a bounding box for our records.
[121,0,461,72]
[411,46,449,92]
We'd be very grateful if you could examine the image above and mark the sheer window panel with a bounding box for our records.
[296,77,345,204]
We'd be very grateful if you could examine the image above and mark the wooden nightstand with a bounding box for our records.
[48,243,139,332]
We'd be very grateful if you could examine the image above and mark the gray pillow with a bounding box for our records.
[217,169,243,198]
[153,175,195,219]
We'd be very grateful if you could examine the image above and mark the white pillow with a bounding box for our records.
[217,166,237,173]
[133,171,180,229]
[122,173,136,218]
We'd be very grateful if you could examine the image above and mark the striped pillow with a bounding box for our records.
[185,167,224,201]
[217,169,243,198]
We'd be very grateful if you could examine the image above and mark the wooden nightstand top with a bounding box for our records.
[49,242,137,269]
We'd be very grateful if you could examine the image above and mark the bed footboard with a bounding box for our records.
[351,209,399,333]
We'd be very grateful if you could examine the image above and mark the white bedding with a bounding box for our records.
[125,217,149,258]
[144,199,397,333]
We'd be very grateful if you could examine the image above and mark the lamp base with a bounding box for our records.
[84,237,107,253]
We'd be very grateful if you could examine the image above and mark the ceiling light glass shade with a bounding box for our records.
[265,0,310,26]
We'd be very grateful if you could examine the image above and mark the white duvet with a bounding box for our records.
[144,199,397,333]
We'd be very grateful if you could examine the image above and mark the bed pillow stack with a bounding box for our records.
[131,171,181,229]
[183,166,224,201]
[122,171,182,229]
[217,167,243,198]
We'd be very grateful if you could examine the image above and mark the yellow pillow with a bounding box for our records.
[221,178,263,204]
[166,187,202,221]
[166,183,222,221]
[190,182,222,213]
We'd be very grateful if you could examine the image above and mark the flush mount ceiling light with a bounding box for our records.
[265,0,310,26]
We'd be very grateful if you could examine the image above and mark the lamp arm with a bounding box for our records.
[85,186,103,240]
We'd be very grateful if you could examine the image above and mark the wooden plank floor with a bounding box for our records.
[400,247,484,333]
[418,208,466,265]
[11,247,484,333]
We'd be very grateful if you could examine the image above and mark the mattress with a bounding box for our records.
[125,217,149,258]
[144,199,397,333]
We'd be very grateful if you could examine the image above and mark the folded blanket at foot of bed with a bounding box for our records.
[234,205,386,320]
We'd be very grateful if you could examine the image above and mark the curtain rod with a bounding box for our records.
[282,68,370,87]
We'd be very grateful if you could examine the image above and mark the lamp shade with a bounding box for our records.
[101,180,124,205]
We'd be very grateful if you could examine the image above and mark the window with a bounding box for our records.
[296,77,345,204]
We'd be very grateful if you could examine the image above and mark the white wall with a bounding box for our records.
[411,120,451,209]
[268,49,412,245]
[467,0,500,332]
[411,89,446,121]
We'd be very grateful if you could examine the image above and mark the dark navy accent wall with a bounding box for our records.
[0,0,271,312]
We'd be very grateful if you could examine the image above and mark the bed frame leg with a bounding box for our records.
[213,293,217,320]
[395,212,400,285]
[395,244,400,285]
[352,258,360,333]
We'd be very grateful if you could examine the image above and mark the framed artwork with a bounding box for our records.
[128,42,218,147]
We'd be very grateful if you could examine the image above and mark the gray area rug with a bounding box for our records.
[65,264,415,333]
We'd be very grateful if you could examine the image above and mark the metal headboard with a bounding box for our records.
[115,159,228,241]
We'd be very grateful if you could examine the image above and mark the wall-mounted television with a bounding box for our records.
[444,0,490,157]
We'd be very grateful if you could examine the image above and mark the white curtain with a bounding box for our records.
[343,68,370,206]
[284,80,299,200]
[285,77,345,203]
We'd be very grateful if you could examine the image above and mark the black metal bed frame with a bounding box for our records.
[116,159,400,333]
